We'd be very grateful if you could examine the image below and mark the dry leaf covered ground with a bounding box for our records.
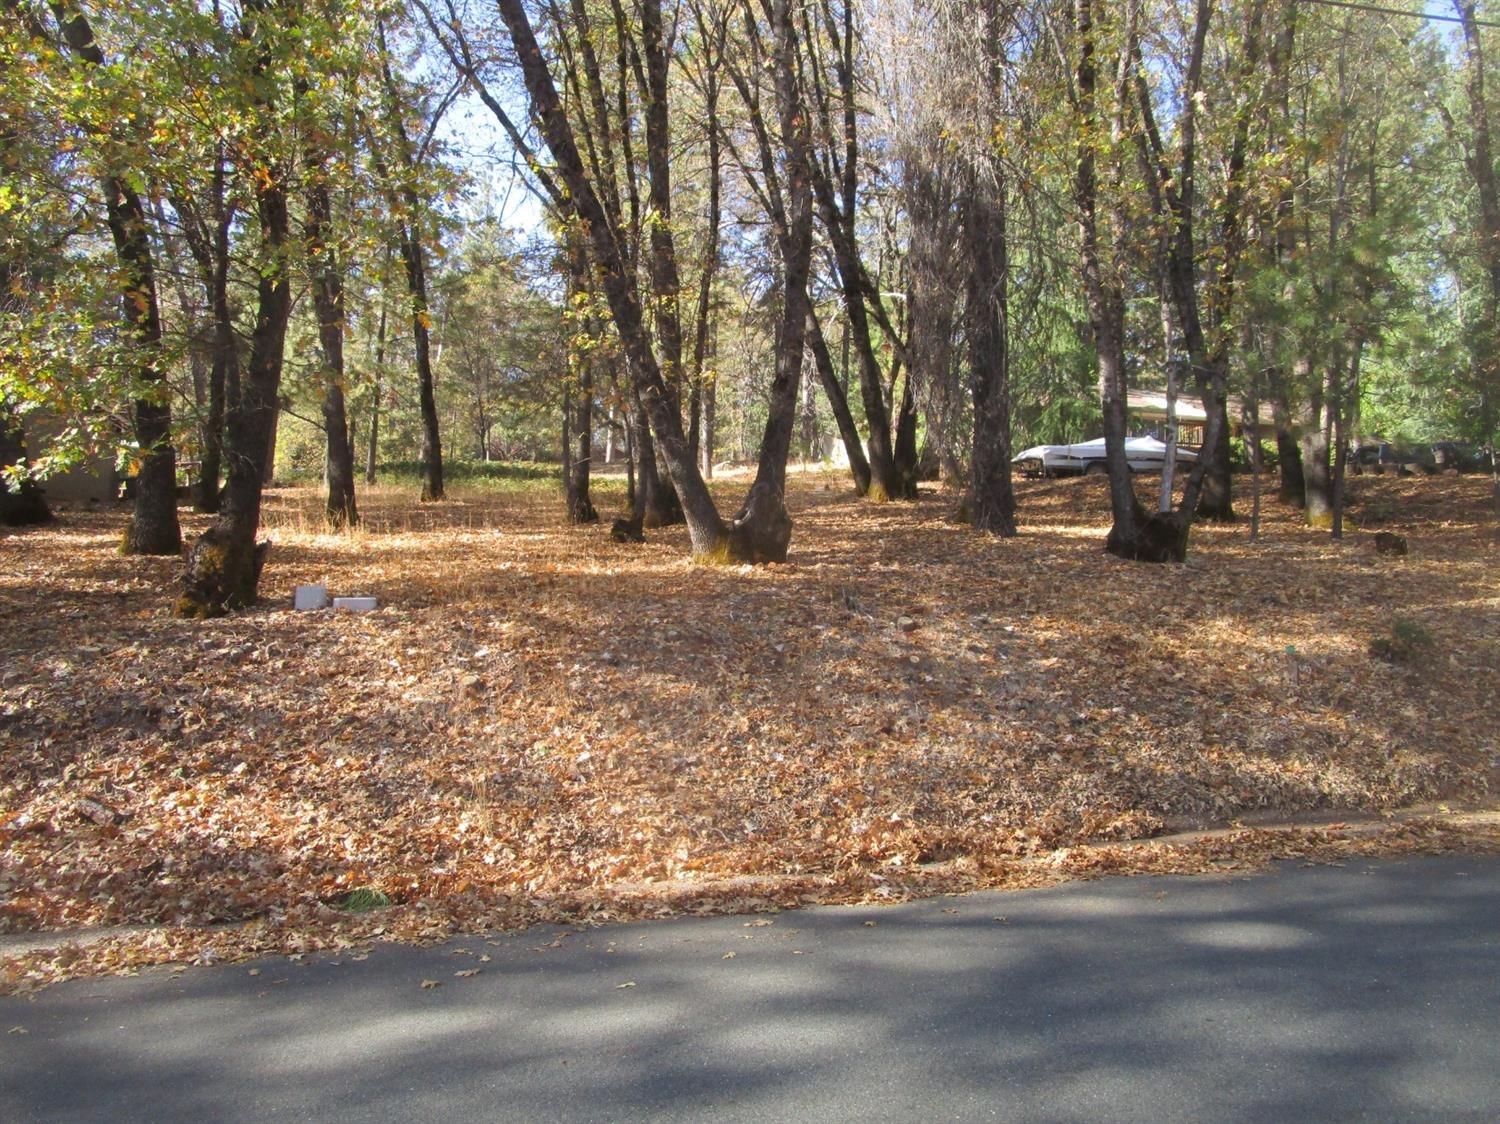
[2,468,1497,987]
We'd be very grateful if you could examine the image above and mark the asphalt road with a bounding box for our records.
[2,855,1497,1123]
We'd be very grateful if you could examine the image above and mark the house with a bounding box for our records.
[1127,388,1277,445]
[18,415,120,503]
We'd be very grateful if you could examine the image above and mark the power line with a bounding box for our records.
[1301,0,1500,30]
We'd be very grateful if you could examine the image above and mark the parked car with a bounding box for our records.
[1351,442,1434,475]
[1011,436,1198,478]
[1429,441,1490,473]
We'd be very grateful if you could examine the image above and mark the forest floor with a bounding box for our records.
[2,466,1498,989]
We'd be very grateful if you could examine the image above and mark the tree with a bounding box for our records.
[478,0,813,561]
[799,0,917,500]
[1451,1,1500,508]
[371,13,447,503]
[177,0,297,615]
[303,87,359,529]
[45,0,181,555]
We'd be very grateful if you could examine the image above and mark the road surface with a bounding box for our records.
[3,855,1497,1122]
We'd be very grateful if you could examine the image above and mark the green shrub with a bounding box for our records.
[1369,617,1433,664]
[1229,436,1279,472]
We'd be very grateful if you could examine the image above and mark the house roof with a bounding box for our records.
[1127,388,1277,428]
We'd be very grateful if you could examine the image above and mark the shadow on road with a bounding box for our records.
[4,855,1497,1122]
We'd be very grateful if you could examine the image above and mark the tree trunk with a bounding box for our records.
[702,348,716,480]
[1274,397,1304,507]
[305,167,358,529]
[1076,0,1186,563]
[1277,426,1304,503]
[1299,383,1332,528]
[396,220,443,502]
[1194,392,1235,521]
[964,157,1015,536]
[1133,0,1259,529]
[177,0,289,616]
[798,355,818,463]
[1457,2,1500,516]
[1331,407,1348,540]
[1246,382,1264,541]
[54,6,180,555]
[808,308,872,494]
[196,300,230,512]
[802,0,905,502]
[495,0,809,561]
[1157,296,1182,512]
[716,0,815,561]
[262,403,280,487]
[173,160,236,514]
[892,367,920,496]
[1099,295,1187,563]
[375,29,443,502]
[633,392,681,528]
[565,360,598,524]
[366,286,386,484]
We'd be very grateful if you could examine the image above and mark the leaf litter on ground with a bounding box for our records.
[1,469,1497,991]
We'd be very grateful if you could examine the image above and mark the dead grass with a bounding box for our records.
[1,466,1497,988]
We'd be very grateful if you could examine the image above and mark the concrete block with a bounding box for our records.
[333,596,377,612]
[294,584,329,611]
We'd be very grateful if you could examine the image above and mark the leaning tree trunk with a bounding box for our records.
[495,0,804,562]
[1075,0,1185,564]
[802,0,905,502]
[808,309,872,494]
[375,33,443,503]
[176,0,289,617]
[398,219,443,503]
[633,394,682,529]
